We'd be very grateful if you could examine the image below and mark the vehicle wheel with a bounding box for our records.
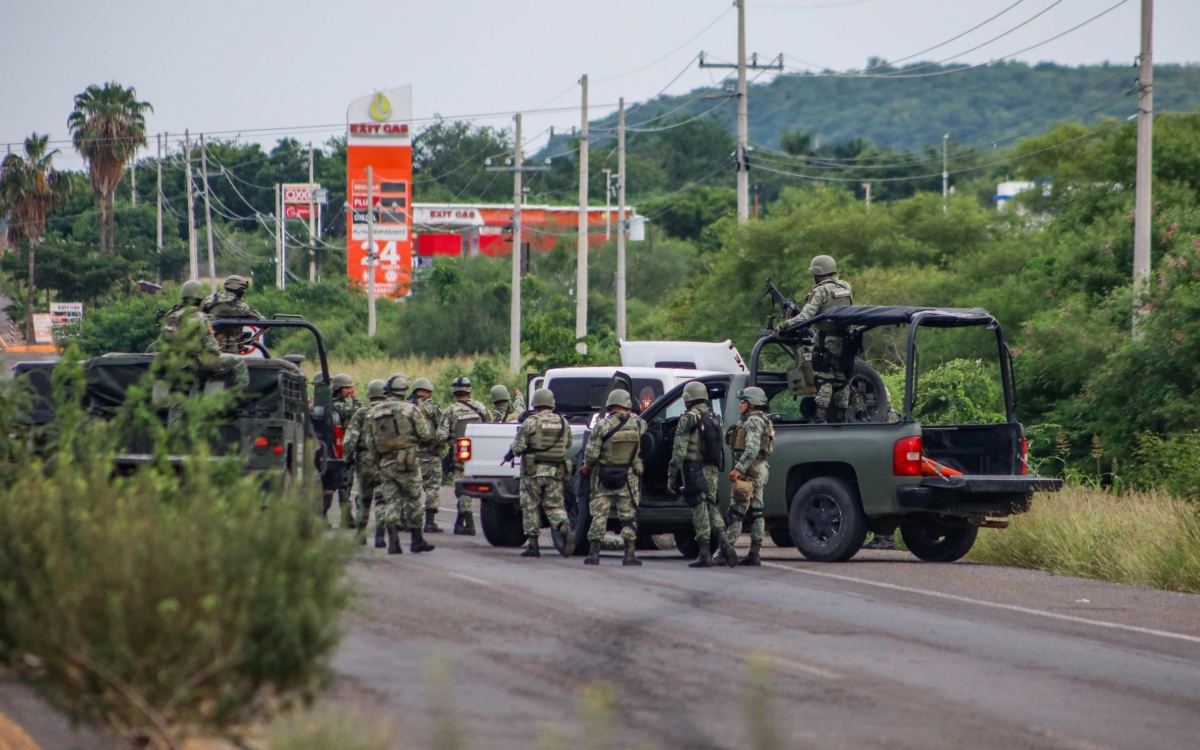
[768,526,794,548]
[788,477,868,562]
[846,361,889,423]
[481,500,526,547]
[900,514,978,562]
[552,481,589,556]
[673,528,718,559]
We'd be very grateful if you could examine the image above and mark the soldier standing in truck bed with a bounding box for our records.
[781,255,853,423]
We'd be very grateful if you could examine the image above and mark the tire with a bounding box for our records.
[846,360,889,423]
[768,526,794,549]
[900,514,979,562]
[551,481,589,556]
[788,477,868,562]
[673,528,718,559]
[481,500,525,547]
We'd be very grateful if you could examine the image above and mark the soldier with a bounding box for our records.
[201,275,261,354]
[580,389,646,566]
[781,255,854,423]
[724,387,775,567]
[385,373,409,400]
[437,376,491,535]
[362,381,436,555]
[508,388,575,558]
[667,381,735,569]
[331,374,365,529]
[159,280,249,391]
[489,384,521,423]
[343,379,387,546]
[409,377,445,534]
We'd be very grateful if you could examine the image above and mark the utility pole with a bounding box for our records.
[616,97,628,342]
[485,114,551,373]
[275,184,283,289]
[698,1,781,223]
[863,182,871,210]
[184,130,198,280]
[602,168,613,241]
[156,133,163,284]
[200,134,217,293]
[1133,0,1154,333]
[942,133,949,209]
[131,156,137,206]
[576,74,589,355]
[367,165,377,337]
[308,142,317,283]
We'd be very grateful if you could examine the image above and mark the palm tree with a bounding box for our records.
[67,81,152,252]
[0,134,68,343]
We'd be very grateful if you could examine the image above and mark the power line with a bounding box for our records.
[859,0,1030,71]
[595,6,734,83]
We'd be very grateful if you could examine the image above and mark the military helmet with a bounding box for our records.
[606,388,633,410]
[451,376,472,394]
[331,373,354,390]
[809,255,837,276]
[224,275,250,293]
[311,372,327,386]
[385,374,409,395]
[411,377,434,394]
[180,279,206,302]
[738,386,769,407]
[366,379,386,400]
[530,388,556,409]
[682,381,708,403]
[489,384,510,405]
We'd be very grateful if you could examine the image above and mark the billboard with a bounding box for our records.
[282,183,321,220]
[346,86,413,297]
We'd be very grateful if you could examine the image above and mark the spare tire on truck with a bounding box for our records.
[846,360,890,423]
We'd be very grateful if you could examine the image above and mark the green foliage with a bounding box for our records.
[1134,432,1200,501]
[909,359,1004,425]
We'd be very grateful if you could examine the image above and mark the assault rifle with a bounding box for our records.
[753,278,812,343]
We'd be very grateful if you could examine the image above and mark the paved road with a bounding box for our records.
[331,491,1200,750]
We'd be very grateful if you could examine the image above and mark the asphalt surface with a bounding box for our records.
[331,489,1200,750]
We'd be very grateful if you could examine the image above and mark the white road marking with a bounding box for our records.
[445,571,492,587]
[761,562,1200,645]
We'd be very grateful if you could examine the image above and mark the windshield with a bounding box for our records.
[547,377,666,418]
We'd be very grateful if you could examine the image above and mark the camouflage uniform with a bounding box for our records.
[783,277,854,418]
[342,405,379,531]
[334,393,365,514]
[490,403,520,423]
[362,398,434,533]
[437,398,492,513]
[201,290,260,353]
[412,394,445,513]
[511,410,573,539]
[667,401,725,551]
[582,411,646,545]
[726,411,774,553]
[159,306,249,390]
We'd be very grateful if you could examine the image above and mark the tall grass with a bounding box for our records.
[312,355,525,405]
[970,486,1200,593]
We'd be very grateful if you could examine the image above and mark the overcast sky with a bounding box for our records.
[3,0,1196,171]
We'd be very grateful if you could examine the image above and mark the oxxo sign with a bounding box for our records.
[282,183,321,220]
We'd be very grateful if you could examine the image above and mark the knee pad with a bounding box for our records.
[621,517,637,534]
[727,506,746,523]
[746,506,764,521]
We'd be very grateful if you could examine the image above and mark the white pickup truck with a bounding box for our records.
[456,341,747,549]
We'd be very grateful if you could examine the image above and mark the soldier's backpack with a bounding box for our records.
[697,408,724,469]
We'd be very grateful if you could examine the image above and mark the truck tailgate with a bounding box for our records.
[462,424,522,478]
[920,476,1063,493]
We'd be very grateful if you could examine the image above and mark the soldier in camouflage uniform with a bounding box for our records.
[724,386,775,566]
[509,388,575,558]
[331,373,365,529]
[437,376,492,535]
[362,382,436,554]
[159,280,250,391]
[409,377,445,534]
[781,255,854,423]
[343,379,387,546]
[580,389,646,566]
[667,381,735,568]
[489,384,521,423]
[201,275,261,354]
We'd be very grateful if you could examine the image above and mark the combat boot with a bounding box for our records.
[832,407,847,423]
[340,498,355,529]
[461,511,477,536]
[688,540,713,568]
[863,533,896,551]
[739,542,762,566]
[812,406,828,425]
[424,508,443,534]
[520,536,540,558]
[717,530,738,568]
[452,512,468,535]
[584,541,601,565]
[410,527,435,553]
[622,538,642,567]
[374,523,386,549]
[557,521,576,557]
[386,523,402,555]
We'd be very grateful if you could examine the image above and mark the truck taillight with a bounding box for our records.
[334,425,345,459]
[456,438,472,462]
[1020,436,1029,475]
[893,436,923,477]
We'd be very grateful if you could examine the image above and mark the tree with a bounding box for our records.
[0,133,68,343]
[67,81,152,252]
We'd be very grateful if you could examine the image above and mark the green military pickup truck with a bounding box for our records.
[567,305,1061,563]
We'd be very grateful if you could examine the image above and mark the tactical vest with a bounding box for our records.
[731,413,775,459]
[372,402,418,453]
[812,279,853,334]
[599,415,642,467]
[450,401,487,440]
[416,399,441,446]
[528,411,568,463]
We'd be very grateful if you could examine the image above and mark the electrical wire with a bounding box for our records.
[859,0,1030,71]
[594,6,734,83]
